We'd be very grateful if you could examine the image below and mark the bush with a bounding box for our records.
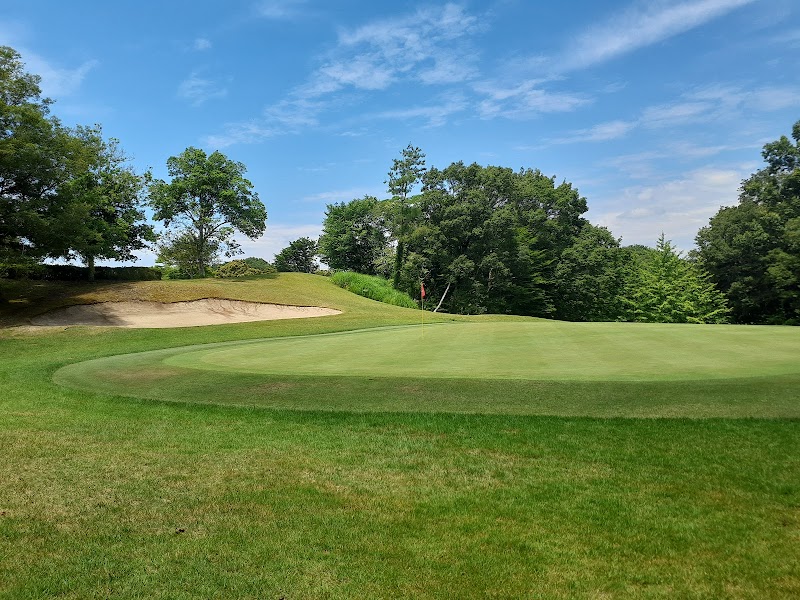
[330,271,417,308]
[242,257,275,272]
[159,265,194,280]
[215,260,264,278]
[1,263,162,281]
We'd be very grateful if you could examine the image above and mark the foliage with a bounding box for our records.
[215,259,273,278]
[318,196,388,274]
[330,270,417,308]
[155,229,218,278]
[0,263,161,281]
[148,147,266,277]
[623,235,729,324]
[695,120,800,324]
[51,126,154,280]
[402,162,588,315]
[553,224,629,321]
[0,46,153,285]
[0,46,79,262]
[274,237,318,273]
[241,256,275,273]
[387,144,426,287]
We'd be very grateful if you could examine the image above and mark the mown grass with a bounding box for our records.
[1,274,799,598]
[330,271,418,308]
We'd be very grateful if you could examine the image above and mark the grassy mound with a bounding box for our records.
[330,271,417,308]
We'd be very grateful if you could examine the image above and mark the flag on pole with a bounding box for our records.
[421,282,426,299]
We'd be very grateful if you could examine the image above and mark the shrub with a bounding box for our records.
[215,260,263,278]
[331,271,417,308]
[215,259,277,278]
[1,264,162,281]
[242,257,275,272]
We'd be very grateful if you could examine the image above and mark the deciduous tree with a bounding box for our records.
[274,237,318,273]
[318,196,388,274]
[695,120,800,324]
[148,147,266,277]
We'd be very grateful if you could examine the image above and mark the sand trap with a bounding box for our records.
[30,299,341,328]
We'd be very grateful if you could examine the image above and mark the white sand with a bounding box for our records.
[30,299,341,328]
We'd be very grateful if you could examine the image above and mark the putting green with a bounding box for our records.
[53,321,800,418]
[162,321,800,381]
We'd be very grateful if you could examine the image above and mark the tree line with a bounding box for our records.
[2,44,797,324]
[1,46,266,285]
[314,131,798,325]
[314,150,730,323]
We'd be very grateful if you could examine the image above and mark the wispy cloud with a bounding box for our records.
[177,72,228,106]
[208,3,483,144]
[302,187,384,204]
[557,0,757,73]
[372,94,468,127]
[590,167,747,249]
[551,83,800,145]
[193,37,212,51]
[256,0,308,20]
[475,80,591,119]
[305,3,480,97]
[22,52,98,98]
[236,223,323,262]
[204,121,278,148]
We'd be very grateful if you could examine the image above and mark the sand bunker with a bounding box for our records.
[30,299,341,328]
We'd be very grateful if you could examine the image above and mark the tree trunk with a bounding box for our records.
[433,281,451,312]
[392,240,404,288]
[87,255,95,282]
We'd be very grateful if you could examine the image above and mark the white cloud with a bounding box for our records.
[206,3,482,144]
[302,187,384,204]
[558,0,757,72]
[193,37,212,51]
[373,94,468,127]
[552,120,637,144]
[236,223,323,261]
[21,52,98,98]
[256,0,308,20]
[476,80,590,119]
[177,73,227,106]
[589,167,746,249]
[552,83,800,145]
[204,121,278,148]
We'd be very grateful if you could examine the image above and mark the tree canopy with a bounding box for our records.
[148,147,266,277]
[274,237,318,273]
[695,120,800,324]
[318,195,387,275]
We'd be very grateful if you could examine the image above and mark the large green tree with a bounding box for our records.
[695,120,800,324]
[274,237,318,273]
[149,147,266,277]
[553,224,629,322]
[318,196,388,274]
[400,162,588,316]
[0,46,75,263]
[52,126,154,280]
[624,235,729,324]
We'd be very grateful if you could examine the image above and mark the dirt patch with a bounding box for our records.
[30,299,341,329]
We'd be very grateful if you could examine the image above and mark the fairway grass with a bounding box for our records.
[2,274,799,598]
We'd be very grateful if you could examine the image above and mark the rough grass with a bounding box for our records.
[1,274,799,598]
[330,271,418,308]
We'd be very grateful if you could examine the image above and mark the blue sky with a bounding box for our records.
[3,0,799,264]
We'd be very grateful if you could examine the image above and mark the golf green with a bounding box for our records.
[162,321,800,381]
